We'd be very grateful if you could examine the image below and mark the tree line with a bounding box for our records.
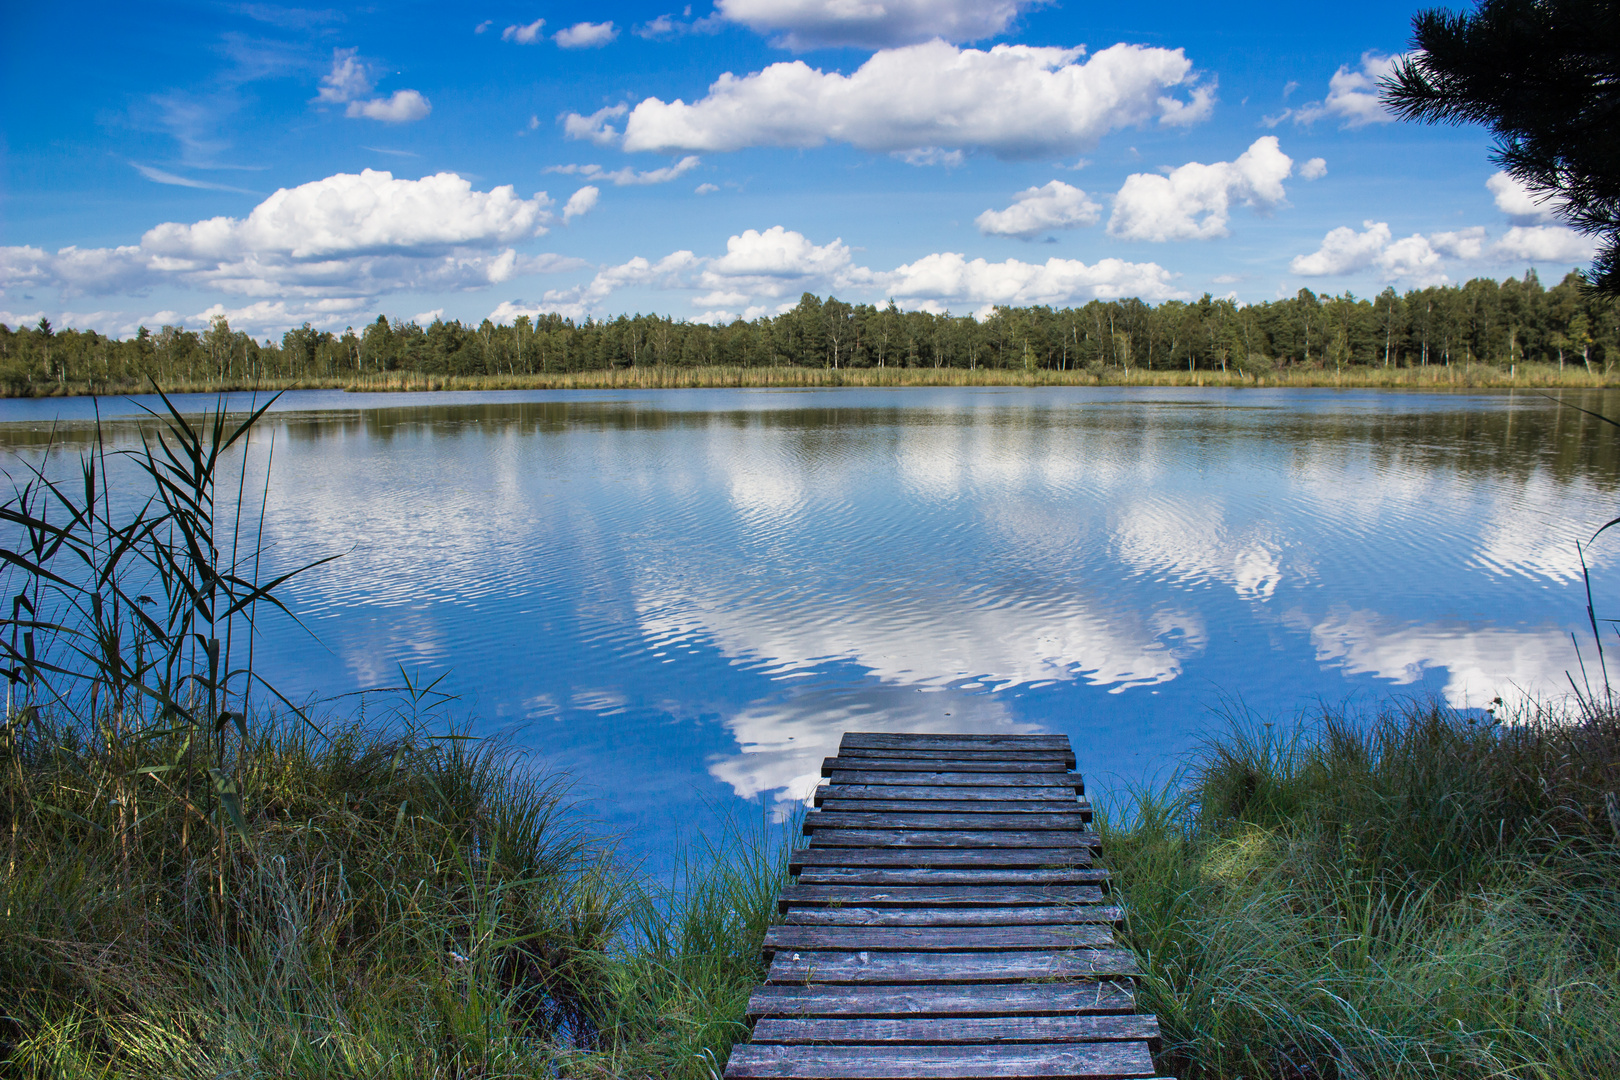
[2,271,1617,393]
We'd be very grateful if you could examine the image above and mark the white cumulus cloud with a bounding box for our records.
[1294,51,1403,128]
[880,252,1185,312]
[143,169,553,259]
[313,47,430,123]
[716,0,1039,49]
[976,180,1101,239]
[1300,157,1327,180]
[1291,217,1593,282]
[1107,136,1293,242]
[1290,221,1393,276]
[554,21,618,48]
[1486,171,1566,225]
[563,104,629,146]
[563,185,599,222]
[492,225,1186,323]
[545,155,702,186]
[316,48,372,103]
[593,41,1212,159]
[502,18,545,43]
[1493,226,1596,264]
[347,89,431,123]
[3,171,582,328]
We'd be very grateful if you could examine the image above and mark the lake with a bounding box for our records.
[3,386,1616,870]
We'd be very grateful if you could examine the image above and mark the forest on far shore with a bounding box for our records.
[3,270,1618,394]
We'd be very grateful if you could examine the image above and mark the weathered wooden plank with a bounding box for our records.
[816,784,1080,805]
[826,771,1085,789]
[791,847,1093,872]
[840,733,1074,751]
[838,752,1078,771]
[751,1013,1160,1045]
[806,828,1102,850]
[723,1040,1159,1078]
[779,884,1106,909]
[765,948,1140,984]
[794,867,1110,887]
[806,811,1090,833]
[763,924,1114,953]
[744,981,1137,1019]
[818,798,1091,817]
[781,905,1123,928]
[822,758,1079,776]
[837,750,1077,770]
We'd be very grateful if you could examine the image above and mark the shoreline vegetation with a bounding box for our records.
[7,697,1617,1078]
[3,273,1618,399]
[6,362,1620,399]
[3,395,1618,1078]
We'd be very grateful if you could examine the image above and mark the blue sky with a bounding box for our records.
[0,1,1597,338]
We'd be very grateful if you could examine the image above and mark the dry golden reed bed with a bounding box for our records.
[8,362,1619,398]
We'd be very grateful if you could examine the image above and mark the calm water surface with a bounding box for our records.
[4,387,1617,868]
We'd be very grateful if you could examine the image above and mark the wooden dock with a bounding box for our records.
[723,732,1168,1080]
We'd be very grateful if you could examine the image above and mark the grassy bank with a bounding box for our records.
[8,361,1620,398]
[0,706,793,1079]
[11,697,1618,1079]
[1101,700,1620,1079]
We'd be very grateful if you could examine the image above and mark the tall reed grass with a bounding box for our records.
[1099,699,1620,1080]
[14,361,1620,398]
[336,362,1619,392]
[0,393,796,1078]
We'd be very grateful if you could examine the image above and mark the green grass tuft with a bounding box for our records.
[1099,699,1620,1080]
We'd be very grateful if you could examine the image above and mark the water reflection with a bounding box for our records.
[1,387,1616,865]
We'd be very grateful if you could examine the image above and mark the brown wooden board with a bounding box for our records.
[762,924,1115,953]
[822,758,1079,776]
[806,811,1090,833]
[722,1040,1159,1078]
[779,884,1106,908]
[793,867,1111,888]
[826,771,1085,789]
[840,734,1075,751]
[805,829,1102,850]
[744,981,1137,1019]
[818,798,1091,817]
[816,784,1081,804]
[835,757,1075,773]
[781,906,1121,928]
[765,948,1141,984]
[791,848,1093,872]
[751,1014,1160,1045]
[835,751,1075,767]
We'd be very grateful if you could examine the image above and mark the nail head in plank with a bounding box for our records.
[722,1039,1159,1079]
[765,948,1141,984]
[745,981,1138,1020]
[750,1013,1160,1046]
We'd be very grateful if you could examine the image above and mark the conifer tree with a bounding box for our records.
[1382,0,1620,294]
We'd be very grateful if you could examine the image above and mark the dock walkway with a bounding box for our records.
[723,731,1168,1079]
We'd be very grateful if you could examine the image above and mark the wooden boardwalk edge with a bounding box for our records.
[724,731,1167,1080]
